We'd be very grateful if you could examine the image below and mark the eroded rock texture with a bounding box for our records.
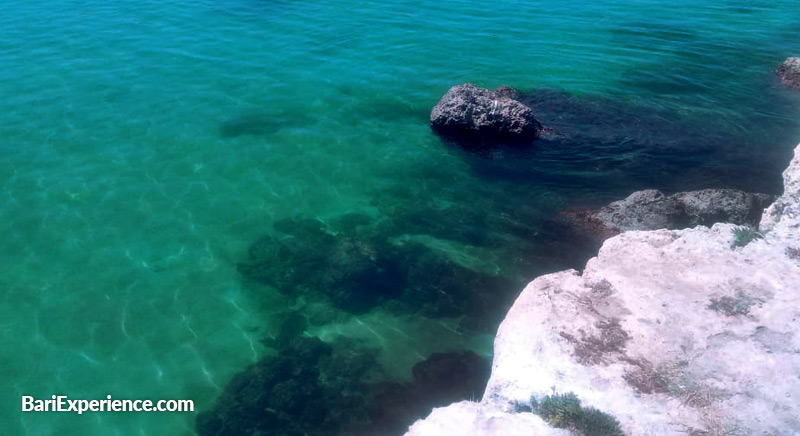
[777,57,800,90]
[430,84,543,145]
[561,188,773,240]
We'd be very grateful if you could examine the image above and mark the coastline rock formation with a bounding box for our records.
[404,142,800,436]
[777,57,800,90]
[562,188,773,240]
[430,84,543,144]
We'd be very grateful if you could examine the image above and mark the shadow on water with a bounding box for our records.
[219,113,316,138]
[444,87,799,198]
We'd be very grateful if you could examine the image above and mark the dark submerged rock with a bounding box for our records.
[567,190,686,238]
[369,176,617,275]
[560,188,774,241]
[238,215,523,330]
[410,351,492,400]
[388,243,521,332]
[366,351,492,436]
[672,189,773,227]
[219,113,312,138]
[197,338,490,436]
[430,84,542,145]
[196,337,335,436]
[776,57,800,90]
[238,218,405,313]
[262,310,309,348]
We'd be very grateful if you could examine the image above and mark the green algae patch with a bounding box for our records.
[532,391,624,436]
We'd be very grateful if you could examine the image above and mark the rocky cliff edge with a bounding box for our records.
[405,142,800,436]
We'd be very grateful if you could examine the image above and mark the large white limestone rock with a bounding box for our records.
[405,401,571,436]
[404,143,800,436]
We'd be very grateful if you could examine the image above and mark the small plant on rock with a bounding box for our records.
[730,226,762,249]
[532,390,624,436]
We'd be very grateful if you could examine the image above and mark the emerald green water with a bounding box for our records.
[1,0,799,434]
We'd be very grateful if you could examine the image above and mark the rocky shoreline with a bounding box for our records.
[404,141,800,435]
[560,188,773,241]
[197,59,800,436]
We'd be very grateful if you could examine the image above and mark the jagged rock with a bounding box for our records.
[561,188,773,240]
[760,142,800,240]
[565,190,684,239]
[672,189,773,225]
[776,57,800,90]
[430,84,543,144]
[404,142,800,436]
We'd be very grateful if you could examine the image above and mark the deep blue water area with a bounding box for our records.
[1,0,799,434]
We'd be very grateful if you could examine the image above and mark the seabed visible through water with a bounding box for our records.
[1,0,799,435]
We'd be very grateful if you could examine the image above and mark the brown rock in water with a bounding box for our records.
[370,351,491,436]
[430,84,542,144]
[561,188,773,241]
[776,57,800,90]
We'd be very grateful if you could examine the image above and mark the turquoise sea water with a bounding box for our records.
[1,0,799,434]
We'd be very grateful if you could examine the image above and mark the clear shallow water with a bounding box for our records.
[1,0,799,434]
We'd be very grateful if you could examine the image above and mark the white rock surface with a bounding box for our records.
[404,143,800,436]
[760,144,800,240]
[405,401,571,436]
